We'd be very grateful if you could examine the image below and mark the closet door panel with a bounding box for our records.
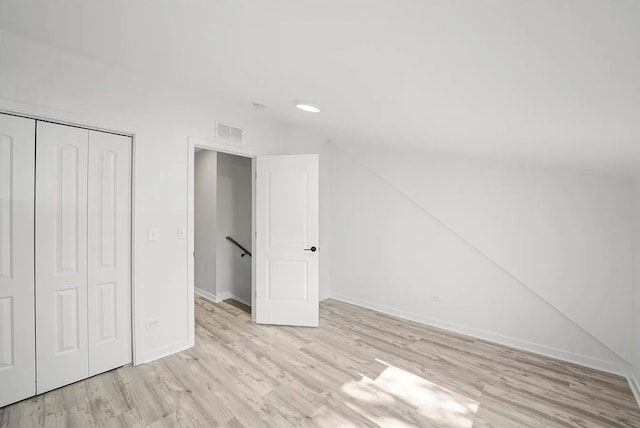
[36,121,89,394]
[0,114,35,407]
[88,131,131,375]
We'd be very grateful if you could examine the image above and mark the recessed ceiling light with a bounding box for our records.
[294,100,320,113]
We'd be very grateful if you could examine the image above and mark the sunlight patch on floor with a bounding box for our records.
[339,359,479,428]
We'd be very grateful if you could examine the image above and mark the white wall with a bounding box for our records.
[632,179,640,396]
[303,134,632,374]
[347,143,633,358]
[194,150,217,298]
[0,31,287,363]
[216,152,252,305]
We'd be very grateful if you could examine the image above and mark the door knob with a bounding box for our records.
[304,246,317,252]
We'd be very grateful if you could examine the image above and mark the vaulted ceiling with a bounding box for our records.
[2,0,639,174]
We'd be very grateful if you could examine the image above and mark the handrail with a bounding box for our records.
[226,236,251,257]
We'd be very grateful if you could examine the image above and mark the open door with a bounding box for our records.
[255,155,319,327]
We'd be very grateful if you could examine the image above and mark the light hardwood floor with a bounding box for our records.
[2,297,639,427]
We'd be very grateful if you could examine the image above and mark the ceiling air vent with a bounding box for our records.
[217,122,243,145]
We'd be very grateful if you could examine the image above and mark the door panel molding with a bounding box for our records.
[0,134,13,280]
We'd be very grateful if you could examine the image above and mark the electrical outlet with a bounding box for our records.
[145,318,160,330]
[147,228,159,241]
[430,295,441,304]
[177,226,187,240]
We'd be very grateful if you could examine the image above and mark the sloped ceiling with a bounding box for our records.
[1,0,640,174]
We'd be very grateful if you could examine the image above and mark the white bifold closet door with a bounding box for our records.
[87,130,132,377]
[0,114,36,407]
[36,121,131,394]
[36,122,89,393]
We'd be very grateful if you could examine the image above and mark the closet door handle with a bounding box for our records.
[304,246,317,252]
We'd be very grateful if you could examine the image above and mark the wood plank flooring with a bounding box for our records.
[1,297,639,427]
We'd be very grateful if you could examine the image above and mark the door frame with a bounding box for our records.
[186,137,256,346]
[0,108,139,364]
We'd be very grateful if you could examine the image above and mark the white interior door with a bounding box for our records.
[0,114,36,407]
[255,155,319,327]
[87,130,132,376]
[36,121,89,394]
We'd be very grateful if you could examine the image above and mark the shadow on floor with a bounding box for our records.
[224,298,251,314]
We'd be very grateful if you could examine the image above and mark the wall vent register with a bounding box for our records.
[216,122,243,145]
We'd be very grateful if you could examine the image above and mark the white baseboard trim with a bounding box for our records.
[329,293,629,376]
[195,287,222,303]
[138,339,192,365]
[629,370,640,409]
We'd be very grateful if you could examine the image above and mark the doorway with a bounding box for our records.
[187,136,320,343]
[194,148,252,313]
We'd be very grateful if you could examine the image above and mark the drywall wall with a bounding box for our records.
[194,150,217,299]
[335,142,634,363]
[275,125,633,373]
[0,31,286,363]
[328,142,630,373]
[632,179,640,396]
[312,134,632,373]
[216,152,252,305]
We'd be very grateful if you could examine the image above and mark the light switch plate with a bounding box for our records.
[177,226,187,240]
